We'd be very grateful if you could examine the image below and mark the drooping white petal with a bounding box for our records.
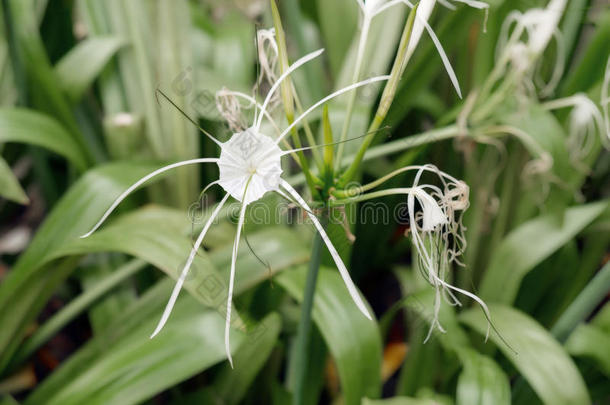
[225,201,249,368]
[81,158,218,238]
[280,180,373,320]
[413,188,449,232]
[380,0,462,98]
[150,193,230,339]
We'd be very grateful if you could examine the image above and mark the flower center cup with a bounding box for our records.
[217,129,283,204]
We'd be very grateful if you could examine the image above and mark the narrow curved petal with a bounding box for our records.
[255,48,325,131]
[374,0,462,98]
[280,180,373,320]
[150,193,230,338]
[225,201,249,368]
[81,158,218,238]
[275,75,391,145]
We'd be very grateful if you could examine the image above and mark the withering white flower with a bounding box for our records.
[497,0,567,96]
[406,166,488,341]
[337,164,488,341]
[544,94,606,165]
[216,87,250,132]
[82,48,390,367]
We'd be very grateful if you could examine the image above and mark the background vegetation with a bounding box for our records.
[0,0,609,404]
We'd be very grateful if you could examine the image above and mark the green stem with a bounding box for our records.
[292,218,326,405]
[335,16,371,167]
[551,261,610,342]
[11,259,146,366]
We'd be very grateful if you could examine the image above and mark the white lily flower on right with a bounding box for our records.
[332,165,491,340]
[494,0,567,96]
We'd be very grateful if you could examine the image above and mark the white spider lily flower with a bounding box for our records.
[406,166,489,341]
[358,0,464,98]
[496,0,567,96]
[335,164,487,340]
[544,94,607,163]
[437,0,489,32]
[82,47,389,367]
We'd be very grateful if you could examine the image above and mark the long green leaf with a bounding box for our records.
[456,348,510,405]
[0,108,88,170]
[26,297,247,405]
[0,162,160,373]
[209,313,282,405]
[54,37,125,102]
[277,266,382,405]
[565,324,610,377]
[479,201,608,304]
[461,304,591,405]
[362,397,438,405]
[0,156,28,204]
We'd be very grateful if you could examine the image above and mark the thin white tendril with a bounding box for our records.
[373,0,463,98]
[254,48,325,131]
[279,180,373,320]
[150,193,231,339]
[275,75,391,145]
[81,158,218,238]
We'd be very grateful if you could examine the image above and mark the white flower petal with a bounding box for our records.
[280,180,373,320]
[81,158,218,238]
[150,193,230,339]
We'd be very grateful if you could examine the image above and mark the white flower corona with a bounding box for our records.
[217,130,283,204]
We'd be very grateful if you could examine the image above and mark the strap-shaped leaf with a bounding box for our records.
[0,108,88,170]
[55,37,125,102]
[277,266,382,405]
[0,162,165,373]
[461,304,591,405]
[480,201,608,304]
[0,156,28,204]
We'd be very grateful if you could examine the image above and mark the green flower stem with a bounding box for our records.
[11,259,146,366]
[338,5,418,186]
[286,124,461,187]
[335,16,372,167]
[330,187,412,207]
[292,218,326,405]
[551,261,610,342]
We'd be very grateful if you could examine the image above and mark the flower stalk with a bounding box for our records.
[291,217,326,405]
[338,4,418,186]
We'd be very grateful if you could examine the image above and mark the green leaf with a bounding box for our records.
[0,108,88,170]
[461,304,591,405]
[479,201,608,304]
[277,266,382,405]
[565,324,610,377]
[54,37,125,102]
[0,156,28,204]
[362,397,438,405]
[25,297,247,405]
[392,282,510,405]
[456,348,510,405]
[316,0,358,78]
[0,162,161,373]
[210,313,282,405]
[7,0,93,164]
